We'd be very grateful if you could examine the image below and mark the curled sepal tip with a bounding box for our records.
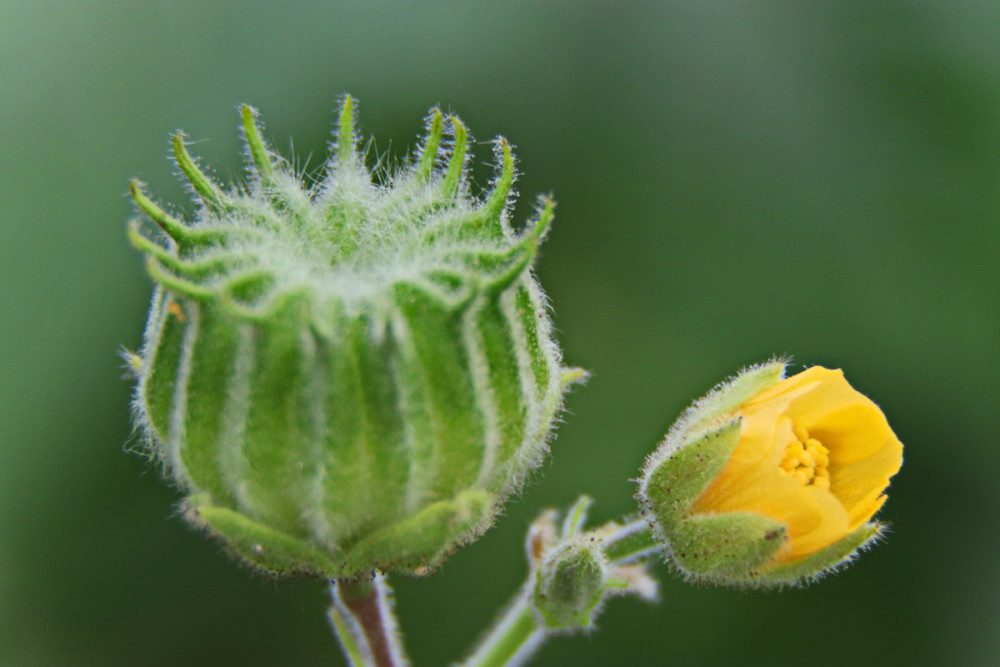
[483,138,515,218]
[414,109,444,183]
[240,104,276,184]
[440,115,468,200]
[336,95,359,167]
[171,133,231,212]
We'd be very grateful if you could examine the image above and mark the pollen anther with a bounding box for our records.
[780,426,831,490]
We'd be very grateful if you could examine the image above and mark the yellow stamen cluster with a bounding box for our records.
[780,424,830,490]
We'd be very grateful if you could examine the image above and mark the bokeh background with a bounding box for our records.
[3,2,999,665]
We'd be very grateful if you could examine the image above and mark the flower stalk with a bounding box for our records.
[329,572,409,667]
[459,588,544,667]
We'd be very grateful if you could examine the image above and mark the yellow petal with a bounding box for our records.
[829,437,902,529]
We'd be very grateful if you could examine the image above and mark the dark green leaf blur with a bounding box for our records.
[2,2,996,665]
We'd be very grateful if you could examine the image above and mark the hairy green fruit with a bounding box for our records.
[126,97,583,579]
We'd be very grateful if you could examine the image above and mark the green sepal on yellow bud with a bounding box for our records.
[637,360,902,588]
[126,97,583,579]
[641,419,789,581]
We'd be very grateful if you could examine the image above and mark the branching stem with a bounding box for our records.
[458,586,544,667]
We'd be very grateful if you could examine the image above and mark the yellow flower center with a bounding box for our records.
[779,424,831,490]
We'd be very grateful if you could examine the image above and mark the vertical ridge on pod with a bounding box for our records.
[351,312,409,535]
[499,282,547,488]
[141,296,187,455]
[217,324,257,516]
[167,301,200,486]
[513,283,551,399]
[392,282,485,500]
[239,296,315,536]
[462,296,503,491]
[315,307,364,543]
[180,305,241,508]
[386,307,438,515]
[137,292,168,436]
[302,321,334,550]
[476,292,527,486]
[317,310,408,547]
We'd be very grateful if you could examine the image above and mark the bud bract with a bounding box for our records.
[637,361,903,587]
[533,539,608,630]
[126,98,581,579]
[526,496,655,632]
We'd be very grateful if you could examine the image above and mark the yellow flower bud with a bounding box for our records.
[638,362,904,587]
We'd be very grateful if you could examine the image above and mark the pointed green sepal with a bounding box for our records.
[336,95,359,169]
[440,116,468,199]
[484,138,514,219]
[340,490,493,576]
[185,494,344,578]
[639,418,742,525]
[240,104,276,185]
[145,258,216,301]
[172,132,232,212]
[414,109,444,183]
[560,367,590,389]
[561,495,593,537]
[130,180,225,247]
[127,221,235,279]
[755,522,883,587]
[473,196,554,293]
[667,512,787,584]
[675,359,786,440]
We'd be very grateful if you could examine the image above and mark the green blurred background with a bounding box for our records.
[2,2,998,665]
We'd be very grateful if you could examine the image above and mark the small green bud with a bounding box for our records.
[527,497,656,632]
[637,361,903,588]
[126,97,583,579]
[532,539,608,630]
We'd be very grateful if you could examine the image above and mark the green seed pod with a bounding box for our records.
[126,97,583,579]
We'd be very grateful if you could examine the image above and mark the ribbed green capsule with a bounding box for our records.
[126,98,583,579]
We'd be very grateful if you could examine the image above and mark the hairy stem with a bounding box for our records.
[329,572,409,667]
[602,518,662,564]
[457,585,544,667]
